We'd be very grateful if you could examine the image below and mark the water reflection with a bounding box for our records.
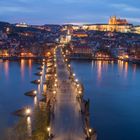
[28,59,32,76]
[132,64,137,78]
[118,60,124,73]
[124,62,128,78]
[21,59,25,80]
[27,116,32,137]
[97,61,102,82]
[34,96,38,106]
[92,60,94,69]
[71,60,140,140]
[4,61,9,79]
[118,61,129,78]
[38,84,41,95]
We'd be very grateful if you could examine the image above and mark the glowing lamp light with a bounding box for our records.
[73,73,76,77]
[53,91,56,95]
[47,127,51,132]
[38,80,40,83]
[89,128,92,133]
[26,108,31,116]
[33,90,37,94]
[75,79,78,82]
[77,84,80,87]
[79,91,82,94]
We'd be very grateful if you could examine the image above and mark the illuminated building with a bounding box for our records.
[108,16,128,25]
[70,16,133,33]
[60,30,71,44]
[73,31,88,38]
[133,26,140,34]
[16,22,29,28]
[70,45,92,55]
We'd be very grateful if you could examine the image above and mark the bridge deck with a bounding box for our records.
[51,49,85,140]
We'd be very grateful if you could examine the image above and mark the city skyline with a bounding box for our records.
[0,0,140,25]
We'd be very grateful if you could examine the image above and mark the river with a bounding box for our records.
[71,60,140,140]
[0,60,38,139]
[0,59,140,140]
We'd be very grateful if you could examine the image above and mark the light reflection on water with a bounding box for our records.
[34,96,38,106]
[4,61,9,79]
[27,116,32,137]
[21,59,25,80]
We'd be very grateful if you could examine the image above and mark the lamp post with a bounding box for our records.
[33,90,37,95]
[47,127,51,137]
[25,108,31,116]
[88,128,92,139]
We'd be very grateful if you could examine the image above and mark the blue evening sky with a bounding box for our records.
[0,0,140,25]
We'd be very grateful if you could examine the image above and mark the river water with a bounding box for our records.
[71,60,140,140]
[0,60,38,139]
[0,60,140,140]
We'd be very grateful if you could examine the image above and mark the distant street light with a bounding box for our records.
[25,108,31,116]
[73,73,76,77]
[77,84,80,87]
[33,90,37,95]
[47,127,51,137]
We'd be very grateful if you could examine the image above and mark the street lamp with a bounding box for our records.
[47,127,51,137]
[78,91,82,94]
[75,79,78,82]
[77,84,80,87]
[53,91,56,95]
[73,73,76,77]
[33,90,37,95]
[25,108,31,116]
[89,128,92,133]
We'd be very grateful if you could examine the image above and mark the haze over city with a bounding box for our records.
[0,0,140,25]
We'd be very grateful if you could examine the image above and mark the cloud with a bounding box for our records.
[126,17,140,23]
[111,3,140,12]
[0,7,33,13]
